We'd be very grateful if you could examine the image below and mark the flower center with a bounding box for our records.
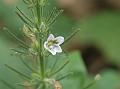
[47,40,58,47]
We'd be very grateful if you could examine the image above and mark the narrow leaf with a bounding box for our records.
[62,29,80,45]
[11,48,28,55]
[16,7,33,24]
[56,72,73,81]
[48,10,63,26]
[49,60,69,76]
[23,0,29,4]
[45,7,56,23]
[3,27,29,48]
[16,12,33,28]
[19,56,38,73]
[0,79,16,89]
[83,81,96,89]
[50,58,58,72]
[5,64,31,79]
[16,83,32,87]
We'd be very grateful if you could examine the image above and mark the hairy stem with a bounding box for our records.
[35,0,46,89]
[38,33,45,89]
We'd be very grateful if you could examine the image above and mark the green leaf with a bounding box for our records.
[49,60,69,77]
[60,51,87,89]
[22,0,30,4]
[83,81,96,89]
[11,48,28,55]
[16,12,33,28]
[18,56,38,73]
[0,79,16,89]
[3,27,29,49]
[45,7,57,23]
[5,64,31,79]
[48,9,63,26]
[62,29,80,46]
[16,7,33,24]
[56,72,73,81]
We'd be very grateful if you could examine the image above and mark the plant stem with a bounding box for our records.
[36,0,45,88]
[38,36,45,89]
[35,0,45,79]
[38,33,45,89]
[36,0,41,25]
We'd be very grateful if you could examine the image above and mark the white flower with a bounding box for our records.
[44,34,64,55]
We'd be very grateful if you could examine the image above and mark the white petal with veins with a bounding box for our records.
[49,48,56,55]
[55,36,64,45]
[47,34,54,41]
[54,45,62,53]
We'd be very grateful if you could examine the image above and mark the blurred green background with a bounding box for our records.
[0,0,120,89]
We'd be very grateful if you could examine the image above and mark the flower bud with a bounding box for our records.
[94,74,101,81]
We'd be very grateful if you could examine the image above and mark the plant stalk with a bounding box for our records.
[36,0,46,89]
[38,35,45,89]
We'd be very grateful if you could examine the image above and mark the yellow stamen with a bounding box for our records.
[47,40,58,47]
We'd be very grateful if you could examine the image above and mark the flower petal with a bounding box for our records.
[47,34,54,41]
[55,36,64,45]
[44,42,57,55]
[48,48,57,55]
[53,45,62,53]
[44,41,48,50]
